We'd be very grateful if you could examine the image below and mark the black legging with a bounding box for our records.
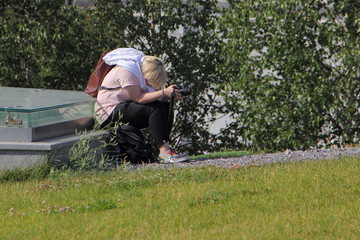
[101,101,172,148]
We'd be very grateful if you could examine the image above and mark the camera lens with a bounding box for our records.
[180,88,191,96]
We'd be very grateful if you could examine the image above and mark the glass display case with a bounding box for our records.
[0,87,95,142]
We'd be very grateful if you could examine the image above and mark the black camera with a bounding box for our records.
[174,85,191,96]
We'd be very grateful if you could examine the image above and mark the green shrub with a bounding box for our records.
[0,0,96,90]
[218,0,359,151]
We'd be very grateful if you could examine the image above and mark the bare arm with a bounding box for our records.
[124,84,184,104]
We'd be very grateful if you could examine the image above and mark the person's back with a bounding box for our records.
[95,66,138,124]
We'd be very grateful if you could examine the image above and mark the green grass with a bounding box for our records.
[0,156,359,239]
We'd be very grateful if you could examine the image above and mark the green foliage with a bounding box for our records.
[60,127,121,171]
[63,131,106,171]
[0,0,96,90]
[218,0,359,151]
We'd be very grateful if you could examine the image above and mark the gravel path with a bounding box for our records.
[134,147,360,170]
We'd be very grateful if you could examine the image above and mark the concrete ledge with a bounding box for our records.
[0,131,110,171]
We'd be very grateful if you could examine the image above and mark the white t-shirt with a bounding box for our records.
[94,66,140,124]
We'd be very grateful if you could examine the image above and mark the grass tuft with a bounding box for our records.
[0,163,52,183]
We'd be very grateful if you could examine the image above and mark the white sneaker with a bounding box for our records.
[158,149,189,164]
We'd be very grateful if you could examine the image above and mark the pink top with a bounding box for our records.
[94,66,139,124]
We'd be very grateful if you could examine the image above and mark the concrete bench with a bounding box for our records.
[0,130,109,172]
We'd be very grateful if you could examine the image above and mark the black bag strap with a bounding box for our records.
[168,89,176,127]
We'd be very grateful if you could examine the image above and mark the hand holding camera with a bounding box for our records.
[163,85,191,100]
[173,85,191,96]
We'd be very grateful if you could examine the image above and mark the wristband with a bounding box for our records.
[159,89,165,101]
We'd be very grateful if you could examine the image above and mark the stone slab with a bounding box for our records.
[0,131,109,171]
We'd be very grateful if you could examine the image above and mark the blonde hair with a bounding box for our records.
[141,56,168,90]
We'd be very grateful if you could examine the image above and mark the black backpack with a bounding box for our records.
[109,125,155,164]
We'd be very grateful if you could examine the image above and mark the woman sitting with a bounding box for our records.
[94,48,188,163]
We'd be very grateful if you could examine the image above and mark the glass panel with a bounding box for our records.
[0,87,95,128]
[28,102,94,127]
[0,87,95,112]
